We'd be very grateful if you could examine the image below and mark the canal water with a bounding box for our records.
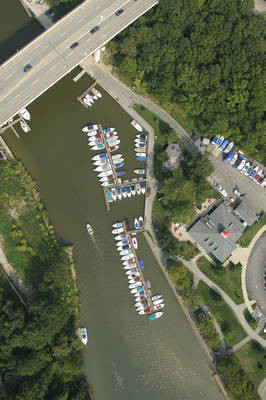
[1,3,224,399]
[3,68,224,400]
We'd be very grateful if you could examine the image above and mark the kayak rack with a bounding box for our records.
[122,220,155,314]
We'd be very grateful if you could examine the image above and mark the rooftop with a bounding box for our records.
[233,200,257,226]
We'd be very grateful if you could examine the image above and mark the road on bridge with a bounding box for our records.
[0,0,158,126]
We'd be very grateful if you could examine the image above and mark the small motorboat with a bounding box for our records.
[123,258,136,265]
[130,288,139,294]
[91,144,105,150]
[229,153,238,166]
[105,131,117,138]
[154,303,165,311]
[109,145,119,152]
[112,154,122,160]
[109,139,120,147]
[112,227,124,234]
[129,282,142,289]
[135,146,147,152]
[101,180,115,187]
[138,308,151,315]
[107,135,119,143]
[223,141,234,154]
[138,216,144,229]
[130,184,136,196]
[88,90,97,100]
[82,124,98,132]
[114,162,124,169]
[132,237,138,250]
[115,234,128,241]
[19,108,30,120]
[111,188,117,201]
[98,169,113,177]
[139,259,144,271]
[89,133,101,140]
[126,185,131,198]
[136,156,146,162]
[255,170,264,184]
[140,182,145,194]
[87,130,98,137]
[91,87,102,98]
[119,249,132,256]
[237,159,246,171]
[107,189,113,203]
[20,121,29,132]
[136,183,141,195]
[92,153,107,160]
[94,164,110,172]
[117,170,126,177]
[151,294,162,301]
[153,299,164,305]
[116,187,122,200]
[121,254,134,260]
[131,120,143,132]
[113,222,123,228]
[89,138,104,146]
[86,224,93,235]
[123,264,137,270]
[121,186,127,198]
[136,153,146,158]
[241,162,250,174]
[128,277,141,284]
[125,268,138,275]
[85,94,94,103]
[245,164,253,176]
[116,239,129,246]
[117,244,131,251]
[211,136,219,145]
[134,218,139,229]
[134,289,145,297]
[103,127,115,134]
[250,166,259,180]
[148,312,163,320]
[134,169,145,175]
[80,328,88,345]
[94,159,109,166]
[83,97,92,106]
[100,175,114,182]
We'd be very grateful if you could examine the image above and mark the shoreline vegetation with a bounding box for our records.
[0,157,91,399]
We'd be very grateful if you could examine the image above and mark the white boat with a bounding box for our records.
[122,259,135,265]
[134,169,145,175]
[79,328,88,345]
[136,183,141,195]
[91,145,106,151]
[223,141,233,154]
[121,254,134,260]
[123,264,137,270]
[20,121,29,132]
[82,124,98,132]
[87,130,99,137]
[113,222,123,228]
[85,94,94,103]
[120,249,132,256]
[116,240,129,246]
[115,234,128,240]
[138,310,150,315]
[91,87,102,98]
[99,176,111,182]
[93,159,108,166]
[19,108,30,120]
[106,131,118,138]
[109,145,119,152]
[132,237,138,250]
[237,159,246,171]
[140,183,145,194]
[154,303,165,310]
[111,187,117,201]
[88,91,97,100]
[151,294,162,301]
[101,181,114,187]
[109,139,120,147]
[129,282,142,289]
[131,120,143,132]
[128,278,141,284]
[127,273,140,279]
[97,170,113,177]
[94,164,110,172]
[83,97,92,106]
[148,312,163,320]
[89,140,104,146]
[112,227,124,234]
[136,153,146,157]
[86,224,93,235]
[117,245,131,251]
[112,154,123,160]
[135,147,147,153]
[153,299,163,305]
[125,268,138,275]
[242,161,250,175]
[88,134,102,141]
[130,288,139,294]
[134,218,139,229]
[138,216,144,229]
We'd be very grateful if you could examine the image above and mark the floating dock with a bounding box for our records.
[0,116,31,138]
[122,220,155,314]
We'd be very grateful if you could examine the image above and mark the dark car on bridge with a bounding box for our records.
[23,64,32,73]
[70,42,79,50]
[90,26,99,34]
[115,9,124,16]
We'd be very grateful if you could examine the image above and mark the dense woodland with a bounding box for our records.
[0,159,90,400]
[107,0,266,163]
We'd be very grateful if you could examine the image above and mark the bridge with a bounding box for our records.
[0,0,158,127]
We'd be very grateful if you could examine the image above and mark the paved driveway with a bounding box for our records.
[246,234,266,315]
[209,154,266,215]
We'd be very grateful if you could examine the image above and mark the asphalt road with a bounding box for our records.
[0,0,158,126]
[246,234,266,314]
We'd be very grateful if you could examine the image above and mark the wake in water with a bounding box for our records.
[90,235,104,259]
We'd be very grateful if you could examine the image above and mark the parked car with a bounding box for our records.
[70,42,79,50]
[90,26,99,34]
[115,8,124,16]
[23,64,32,73]
[45,8,53,15]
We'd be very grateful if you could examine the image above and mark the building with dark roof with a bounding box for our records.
[233,200,257,227]
[188,202,245,262]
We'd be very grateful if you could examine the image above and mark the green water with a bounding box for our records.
[3,68,224,400]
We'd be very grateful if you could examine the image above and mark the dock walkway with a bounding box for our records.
[123,221,154,314]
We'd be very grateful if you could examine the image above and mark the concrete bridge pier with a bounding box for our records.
[93,47,105,63]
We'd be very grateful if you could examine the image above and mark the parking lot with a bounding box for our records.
[208,154,266,215]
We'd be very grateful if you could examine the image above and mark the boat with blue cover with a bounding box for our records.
[219,139,229,151]
[103,128,115,134]
[117,170,126,176]
[134,218,139,229]
[131,184,136,195]
[139,259,144,271]
[140,182,145,194]
[107,189,113,203]
[136,156,146,162]
[115,162,124,168]
[225,150,234,163]
[121,186,127,198]
[149,312,163,320]
[116,187,122,200]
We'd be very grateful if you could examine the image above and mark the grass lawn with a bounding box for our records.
[238,214,266,247]
[197,256,244,304]
[197,280,246,347]
[235,340,266,389]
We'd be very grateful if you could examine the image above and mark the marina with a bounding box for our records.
[2,66,225,400]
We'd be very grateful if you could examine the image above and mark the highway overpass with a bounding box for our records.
[0,0,158,127]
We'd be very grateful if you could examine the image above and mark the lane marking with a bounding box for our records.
[32,79,39,86]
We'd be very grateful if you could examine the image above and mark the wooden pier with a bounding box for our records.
[98,124,118,181]
[0,116,31,138]
[103,178,147,211]
[122,221,155,314]
[77,81,97,108]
